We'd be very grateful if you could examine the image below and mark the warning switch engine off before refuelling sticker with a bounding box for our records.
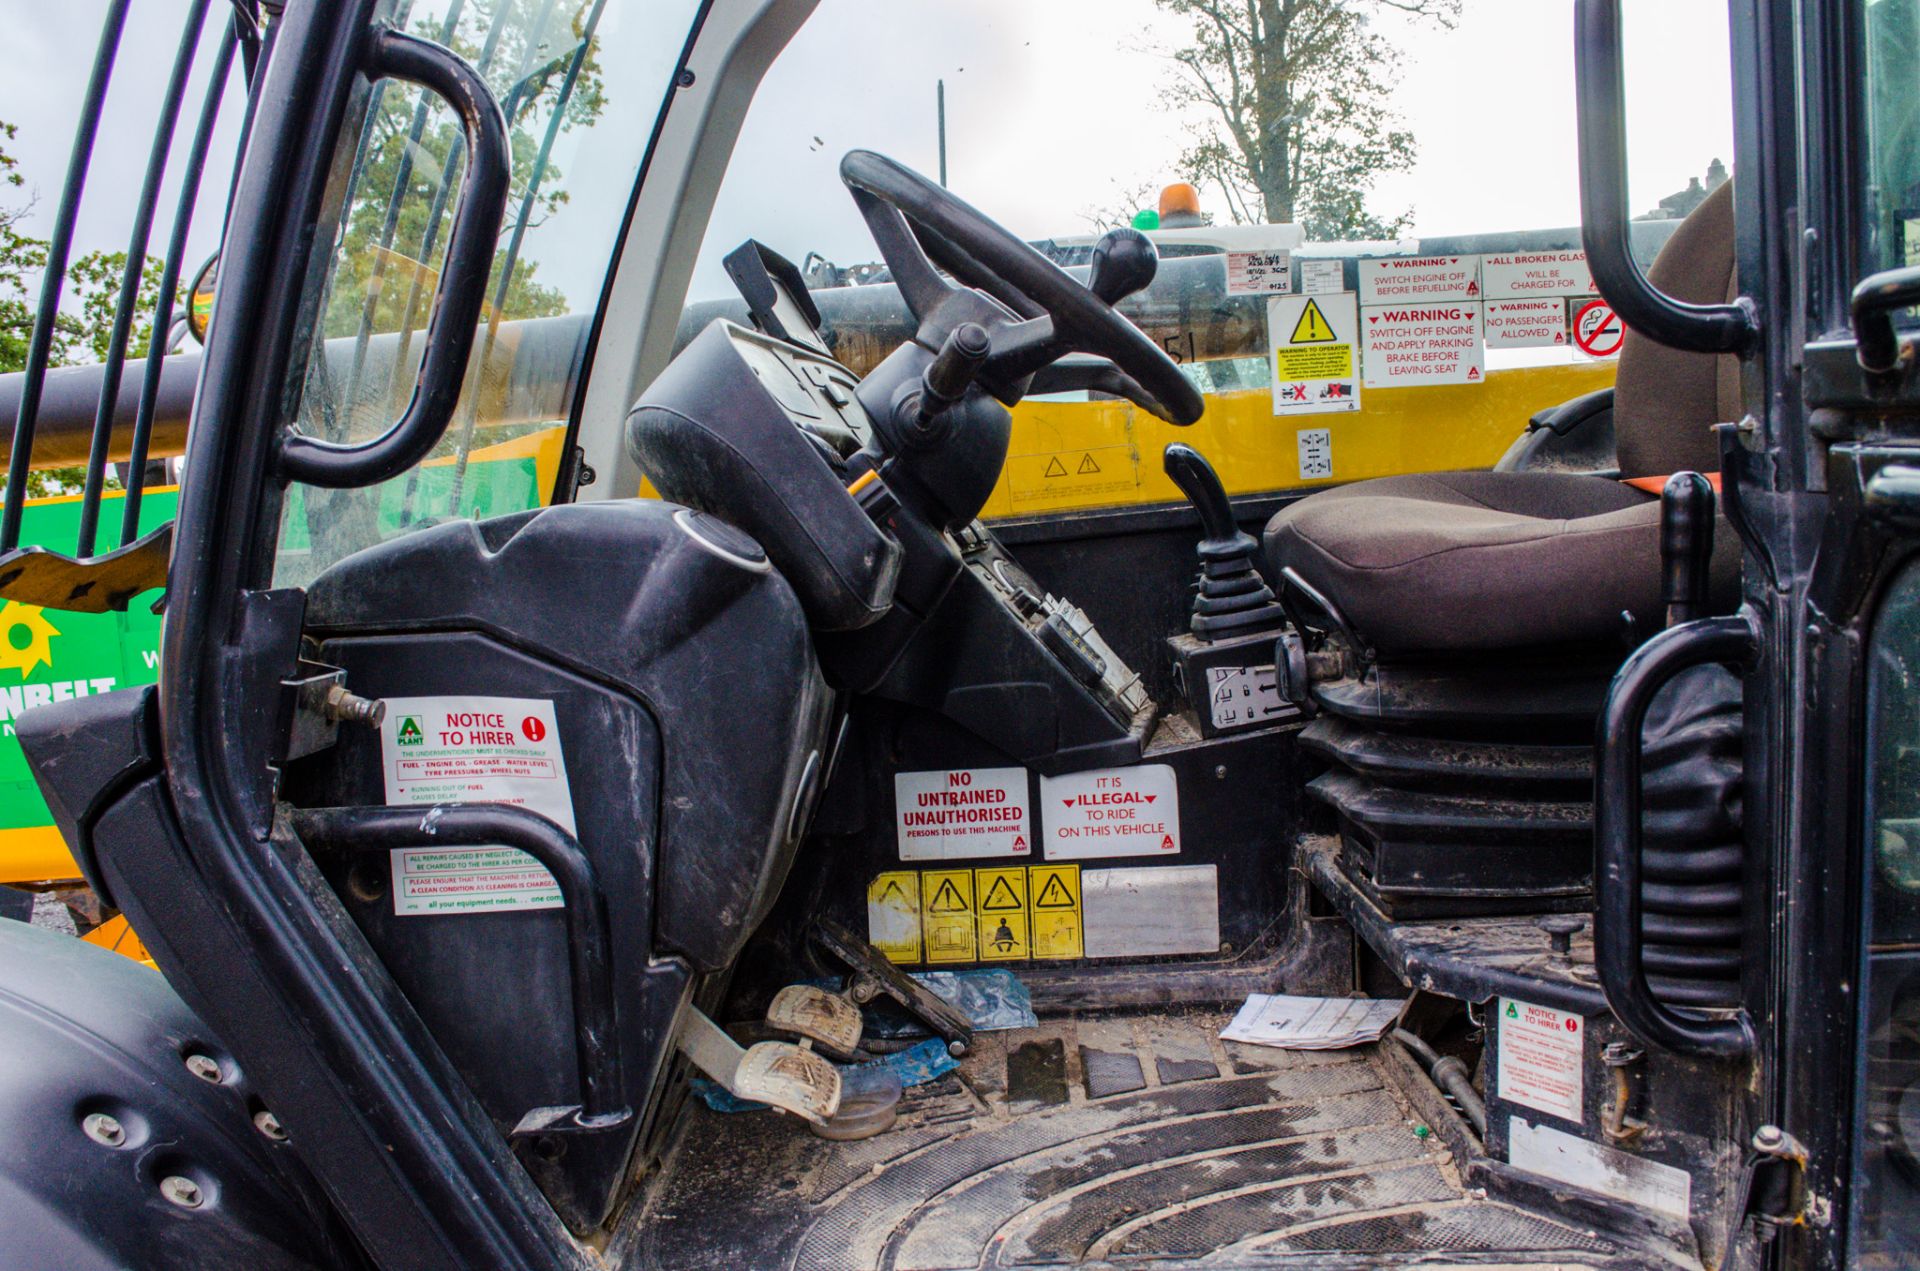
[895,767,1031,861]
[379,696,577,917]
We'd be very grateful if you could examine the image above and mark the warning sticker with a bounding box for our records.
[867,871,922,963]
[1029,864,1083,959]
[1041,764,1180,860]
[1498,997,1585,1122]
[1299,258,1345,295]
[1361,303,1485,387]
[1267,292,1359,416]
[1358,255,1480,304]
[1007,445,1137,508]
[1572,298,1626,360]
[380,696,575,916]
[922,870,977,964]
[1481,250,1594,299]
[974,866,1030,961]
[894,767,1031,861]
[1225,248,1291,295]
[1484,299,1569,350]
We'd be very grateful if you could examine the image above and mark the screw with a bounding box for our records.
[82,1112,126,1147]
[947,1038,968,1058]
[1754,1124,1785,1151]
[253,1110,287,1141]
[160,1175,203,1208]
[1214,765,1227,779]
[321,684,385,727]
[676,68,696,88]
[184,1053,222,1084]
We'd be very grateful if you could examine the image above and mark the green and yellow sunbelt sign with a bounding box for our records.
[0,490,172,881]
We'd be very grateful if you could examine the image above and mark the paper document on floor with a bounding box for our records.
[1221,994,1405,1050]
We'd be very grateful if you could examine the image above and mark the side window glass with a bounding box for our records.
[273,0,699,586]
[1863,0,1920,279]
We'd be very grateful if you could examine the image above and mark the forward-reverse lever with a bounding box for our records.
[1164,443,1285,638]
[1659,471,1715,628]
[892,321,990,449]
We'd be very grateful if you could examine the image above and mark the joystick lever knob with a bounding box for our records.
[1164,443,1284,640]
[1659,471,1716,628]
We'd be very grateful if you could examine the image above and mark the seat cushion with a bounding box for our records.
[1264,471,1738,654]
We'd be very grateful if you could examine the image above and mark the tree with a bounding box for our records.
[1153,0,1459,239]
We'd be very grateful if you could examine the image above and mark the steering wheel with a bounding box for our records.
[839,150,1204,427]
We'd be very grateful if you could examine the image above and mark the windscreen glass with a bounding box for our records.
[1862,0,1920,285]
[273,0,699,586]
[683,0,1735,519]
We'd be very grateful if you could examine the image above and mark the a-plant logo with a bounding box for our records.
[1505,1001,1519,1019]
[396,715,425,746]
[0,602,59,679]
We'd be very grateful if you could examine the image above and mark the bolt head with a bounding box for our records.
[184,1053,222,1084]
[1754,1124,1785,1149]
[82,1112,125,1147]
[946,1038,968,1058]
[159,1175,203,1208]
[253,1110,287,1141]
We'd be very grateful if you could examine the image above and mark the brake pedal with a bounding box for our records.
[676,1006,841,1124]
[810,917,975,1056]
[767,984,863,1061]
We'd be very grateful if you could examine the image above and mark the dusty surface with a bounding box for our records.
[629,1010,1640,1269]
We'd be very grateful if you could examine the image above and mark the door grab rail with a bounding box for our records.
[277,28,511,489]
[1573,0,1758,355]
[1593,609,1759,1059]
[289,803,630,1126]
[1851,266,1920,376]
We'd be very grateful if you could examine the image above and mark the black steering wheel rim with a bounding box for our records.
[839,150,1203,426]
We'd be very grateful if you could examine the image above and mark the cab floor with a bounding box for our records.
[629,1010,1648,1270]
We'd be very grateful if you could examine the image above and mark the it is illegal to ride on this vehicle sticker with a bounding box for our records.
[379,696,578,916]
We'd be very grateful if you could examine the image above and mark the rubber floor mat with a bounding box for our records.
[629,1011,1636,1270]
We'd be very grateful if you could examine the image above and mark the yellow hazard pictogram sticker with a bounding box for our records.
[1028,864,1083,960]
[922,869,977,963]
[974,866,1030,961]
[1288,298,1338,344]
[867,871,922,964]
[0,602,59,678]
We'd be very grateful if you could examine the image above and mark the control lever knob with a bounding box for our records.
[924,322,991,404]
[1164,442,1256,559]
[1536,913,1585,964]
[1087,228,1158,306]
[1659,471,1716,628]
[1164,444,1283,639]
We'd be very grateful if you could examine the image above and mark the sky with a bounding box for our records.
[1,0,1736,315]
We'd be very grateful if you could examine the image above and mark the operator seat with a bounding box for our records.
[1264,180,1741,656]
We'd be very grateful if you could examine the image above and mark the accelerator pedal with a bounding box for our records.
[767,984,863,1062]
[676,1006,840,1123]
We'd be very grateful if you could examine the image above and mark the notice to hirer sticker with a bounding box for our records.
[895,767,1031,861]
[1498,997,1585,1122]
[381,696,576,916]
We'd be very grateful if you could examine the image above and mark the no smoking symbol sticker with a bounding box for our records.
[1573,299,1624,358]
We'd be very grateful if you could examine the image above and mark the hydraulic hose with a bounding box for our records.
[1393,1028,1487,1139]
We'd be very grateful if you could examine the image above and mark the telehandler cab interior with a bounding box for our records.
[0,0,1916,1267]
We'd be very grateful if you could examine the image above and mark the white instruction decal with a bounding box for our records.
[1484,298,1569,350]
[1267,293,1359,416]
[380,696,575,916]
[1358,255,1480,304]
[1296,427,1334,480]
[1362,303,1485,387]
[1225,248,1292,295]
[1498,997,1585,1122]
[894,767,1031,861]
[1509,1118,1692,1221]
[1207,665,1288,729]
[1041,764,1180,860]
[1299,258,1345,295]
[1481,250,1594,299]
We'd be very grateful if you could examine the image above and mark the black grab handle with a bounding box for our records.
[1594,610,1759,1059]
[290,803,629,1126]
[1573,0,1757,356]
[1851,266,1920,375]
[277,29,511,489]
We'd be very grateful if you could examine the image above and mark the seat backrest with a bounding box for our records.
[1612,178,1741,480]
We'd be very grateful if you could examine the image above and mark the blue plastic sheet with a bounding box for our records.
[693,1036,961,1115]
